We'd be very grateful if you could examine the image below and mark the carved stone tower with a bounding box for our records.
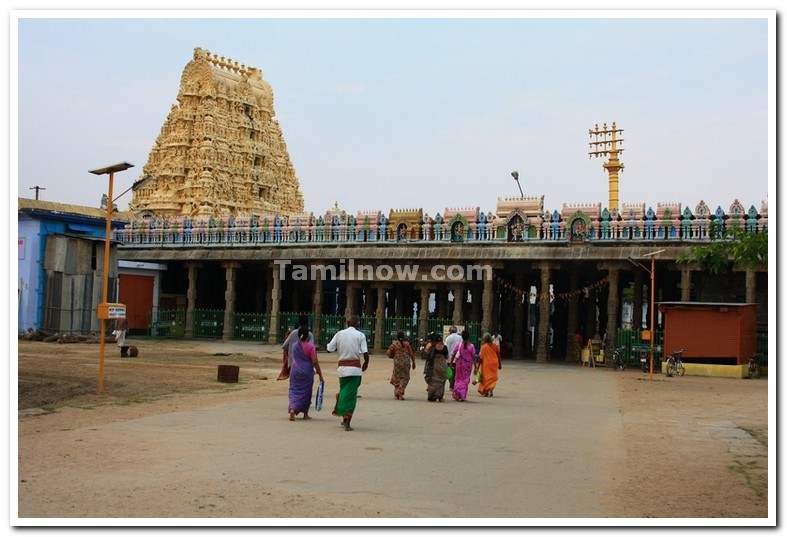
[129,47,305,217]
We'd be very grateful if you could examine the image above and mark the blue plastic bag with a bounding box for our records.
[315,380,325,411]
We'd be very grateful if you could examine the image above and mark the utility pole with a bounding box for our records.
[588,122,624,213]
[29,186,46,200]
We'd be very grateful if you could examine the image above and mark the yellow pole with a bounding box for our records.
[649,255,655,380]
[98,172,115,395]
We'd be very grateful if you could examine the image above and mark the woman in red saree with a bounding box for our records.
[477,333,501,397]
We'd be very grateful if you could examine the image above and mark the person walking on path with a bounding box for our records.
[326,316,369,431]
[114,316,129,357]
[421,334,435,386]
[426,333,449,402]
[450,329,478,402]
[477,332,502,397]
[491,331,502,352]
[288,326,324,421]
[444,326,462,390]
[281,315,313,371]
[387,331,416,400]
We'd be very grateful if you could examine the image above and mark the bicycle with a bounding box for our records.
[665,349,685,377]
[748,353,762,379]
[611,346,626,371]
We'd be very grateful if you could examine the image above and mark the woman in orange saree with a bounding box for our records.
[477,333,501,397]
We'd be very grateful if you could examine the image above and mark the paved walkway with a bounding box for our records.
[20,358,625,521]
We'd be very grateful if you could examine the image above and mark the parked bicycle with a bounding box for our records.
[611,346,627,371]
[748,353,762,379]
[665,349,685,377]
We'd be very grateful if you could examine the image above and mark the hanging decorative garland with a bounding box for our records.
[493,274,609,303]
[493,274,537,302]
[556,277,608,302]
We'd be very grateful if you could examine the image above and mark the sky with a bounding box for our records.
[13,9,774,219]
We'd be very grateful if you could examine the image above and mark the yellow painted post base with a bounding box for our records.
[660,362,766,379]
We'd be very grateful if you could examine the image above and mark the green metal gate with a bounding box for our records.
[149,308,186,338]
[192,309,224,338]
[232,312,270,341]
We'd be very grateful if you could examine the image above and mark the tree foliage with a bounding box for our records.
[677,222,768,274]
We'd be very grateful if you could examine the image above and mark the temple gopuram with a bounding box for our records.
[128,47,304,218]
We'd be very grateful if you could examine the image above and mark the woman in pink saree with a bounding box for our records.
[450,330,478,402]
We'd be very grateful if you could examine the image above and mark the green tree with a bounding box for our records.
[678,222,768,274]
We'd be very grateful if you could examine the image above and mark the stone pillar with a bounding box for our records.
[363,287,374,316]
[183,262,200,340]
[585,288,597,336]
[534,261,554,363]
[601,264,621,353]
[395,285,406,317]
[745,269,756,304]
[344,283,357,319]
[374,285,387,352]
[680,265,692,302]
[436,285,449,319]
[452,284,465,325]
[470,284,482,323]
[312,268,324,346]
[481,273,494,336]
[513,270,526,358]
[490,284,500,338]
[632,269,644,330]
[221,261,241,341]
[268,263,282,344]
[355,285,365,316]
[291,283,300,313]
[418,285,430,339]
[566,268,580,362]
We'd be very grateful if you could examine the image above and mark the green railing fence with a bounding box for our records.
[756,332,768,366]
[356,315,376,348]
[615,329,665,367]
[148,308,186,338]
[233,312,269,341]
[192,308,224,338]
[314,314,376,346]
[145,309,768,367]
[277,312,312,342]
[382,316,419,349]
[425,318,453,339]
[318,314,345,346]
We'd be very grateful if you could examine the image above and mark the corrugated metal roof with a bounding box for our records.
[18,197,133,222]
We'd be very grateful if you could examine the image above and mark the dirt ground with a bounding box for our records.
[15,336,771,523]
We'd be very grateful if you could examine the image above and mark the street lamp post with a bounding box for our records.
[511,170,524,197]
[628,249,665,380]
[89,162,135,395]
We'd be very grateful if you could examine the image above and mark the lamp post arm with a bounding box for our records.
[112,175,152,204]
[627,257,651,274]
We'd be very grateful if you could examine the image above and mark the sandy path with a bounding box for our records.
[16,343,771,524]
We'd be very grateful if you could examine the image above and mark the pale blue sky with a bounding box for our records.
[14,11,773,217]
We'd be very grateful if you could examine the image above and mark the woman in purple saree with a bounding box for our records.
[289,326,325,421]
